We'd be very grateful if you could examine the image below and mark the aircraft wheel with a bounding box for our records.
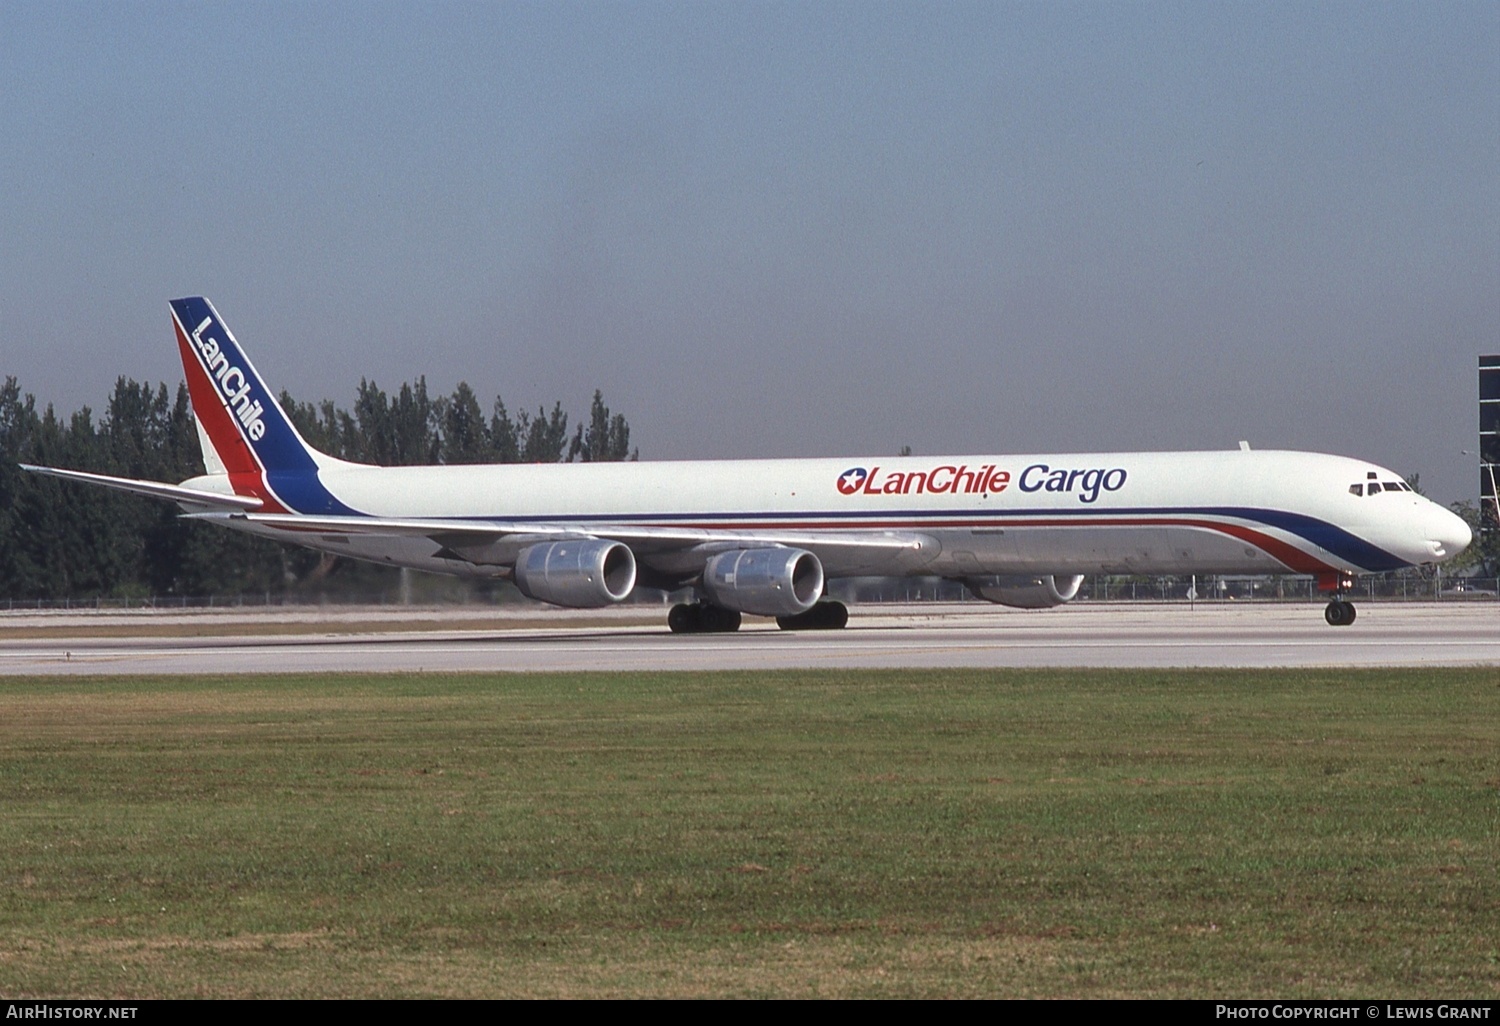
[668,603,698,634]
[1324,600,1356,627]
[669,603,741,634]
[705,606,742,632]
[776,601,850,631]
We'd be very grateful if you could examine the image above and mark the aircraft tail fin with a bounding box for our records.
[169,297,359,515]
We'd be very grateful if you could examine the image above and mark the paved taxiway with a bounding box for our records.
[1,602,1495,675]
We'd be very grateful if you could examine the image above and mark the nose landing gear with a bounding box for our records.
[1324,599,1357,626]
[1318,572,1357,627]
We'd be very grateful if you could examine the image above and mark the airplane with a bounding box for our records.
[22,297,1472,631]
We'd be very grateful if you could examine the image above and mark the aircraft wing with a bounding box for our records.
[21,459,926,573]
[183,511,929,567]
[19,465,265,511]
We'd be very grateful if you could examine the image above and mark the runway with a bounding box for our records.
[1,602,1495,675]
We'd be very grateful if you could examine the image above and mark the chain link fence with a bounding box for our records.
[2,574,1496,611]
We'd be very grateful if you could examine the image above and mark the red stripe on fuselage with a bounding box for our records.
[174,317,289,514]
[1187,520,1332,574]
[628,515,1341,574]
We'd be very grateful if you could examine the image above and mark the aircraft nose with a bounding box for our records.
[1422,504,1472,561]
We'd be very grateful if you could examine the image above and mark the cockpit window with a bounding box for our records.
[1349,481,1412,496]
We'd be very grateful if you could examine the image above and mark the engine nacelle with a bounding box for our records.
[514,539,637,608]
[702,547,824,617]
[963,573,1085,609]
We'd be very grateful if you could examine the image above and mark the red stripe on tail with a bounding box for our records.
[174,318,288,513]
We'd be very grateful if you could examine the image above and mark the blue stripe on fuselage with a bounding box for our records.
[357,504,1408,573]
[265,471,367,517]
[1216,507,1406,572]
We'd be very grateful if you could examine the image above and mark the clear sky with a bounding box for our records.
[2,1,1495,504]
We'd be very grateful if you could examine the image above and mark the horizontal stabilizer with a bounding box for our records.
[20,465,265,511]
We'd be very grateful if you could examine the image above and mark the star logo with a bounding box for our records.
[837,467,868,495]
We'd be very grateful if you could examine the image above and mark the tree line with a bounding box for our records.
[5,374,1498,602]
[0,375,636,600]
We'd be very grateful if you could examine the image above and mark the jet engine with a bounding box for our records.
[514,539,637,608]
[963,574,1085,609]
[702,547,824,617]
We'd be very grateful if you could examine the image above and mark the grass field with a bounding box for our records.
[0,668,1496,998]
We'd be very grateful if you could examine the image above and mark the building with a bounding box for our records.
[1482,355,1499,537]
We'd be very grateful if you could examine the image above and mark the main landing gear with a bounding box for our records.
[776,601,849,631]
[666,600,851,634]
[1318,572,1357,627]
[668,603,742,634]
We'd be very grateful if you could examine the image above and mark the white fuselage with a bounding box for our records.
[28,296,1472,626]
[186,448,1467,584]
